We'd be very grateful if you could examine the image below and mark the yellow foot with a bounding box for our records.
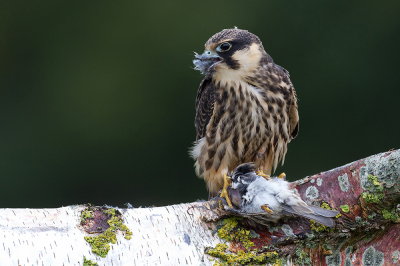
[220,173,233,208]
[261,204,274,214]
[278,172,286,179]
[256,168,270,180]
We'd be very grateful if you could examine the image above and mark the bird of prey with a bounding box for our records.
[225,163,339,227]
[191,28,299,206]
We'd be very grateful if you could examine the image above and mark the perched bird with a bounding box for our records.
[226,163,339,227]
[191,28,299,205]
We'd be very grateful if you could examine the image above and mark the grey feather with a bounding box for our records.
[281,206,335,227]
[292,212,335,227]
[225,163,339,227]
[288,200,314,214]
[307,205,339,217]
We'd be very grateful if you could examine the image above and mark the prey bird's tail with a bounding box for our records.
[281,205,339,227]
[293,212,336,227]
[307,205,339,217]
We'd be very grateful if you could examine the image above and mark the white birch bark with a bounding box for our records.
[2,149,399,266]
[0,203,226,266]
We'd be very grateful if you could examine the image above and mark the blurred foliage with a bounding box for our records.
[0,1,399,207]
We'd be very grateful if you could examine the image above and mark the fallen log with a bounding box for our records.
[1,149,399,265]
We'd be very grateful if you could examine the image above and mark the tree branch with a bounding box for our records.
[1,150,399,265]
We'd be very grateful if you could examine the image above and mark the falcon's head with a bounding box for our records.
[193,28,271,82]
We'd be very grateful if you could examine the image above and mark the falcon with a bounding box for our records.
[191,28,299,206]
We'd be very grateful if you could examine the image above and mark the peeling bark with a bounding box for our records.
[0,150,400,266]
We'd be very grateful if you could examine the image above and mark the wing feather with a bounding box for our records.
[276,65,299,140]
[195,74,216,141]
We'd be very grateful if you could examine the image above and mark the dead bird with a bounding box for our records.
[222,163,339,227]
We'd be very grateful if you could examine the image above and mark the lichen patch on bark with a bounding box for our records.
[80,205,132,258]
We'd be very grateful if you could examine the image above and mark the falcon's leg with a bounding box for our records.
[278,172,286,180]
[256,148,270,180]
[220,173,233,208]
[256,166,270,180]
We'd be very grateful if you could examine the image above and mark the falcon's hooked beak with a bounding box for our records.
[193,50,223,74]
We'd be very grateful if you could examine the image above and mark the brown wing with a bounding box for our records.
[195,74,215,141]
[276,65,299,139]
[288,85,299,139]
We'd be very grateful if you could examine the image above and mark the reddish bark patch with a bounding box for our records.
[80,205,122,234]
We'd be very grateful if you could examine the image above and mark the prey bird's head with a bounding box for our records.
[193,28,269,80]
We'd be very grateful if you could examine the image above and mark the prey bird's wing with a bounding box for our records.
[195,74,216,141]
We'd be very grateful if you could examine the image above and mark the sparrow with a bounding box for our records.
[225,163,339,227]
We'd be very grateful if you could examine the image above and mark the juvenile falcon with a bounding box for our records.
[191,28,299,206]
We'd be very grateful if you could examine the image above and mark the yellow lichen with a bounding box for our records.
[310,202,337,233]
[84,208,132,258]
[206,217,284,265]
[382,208,400,222]
[295,249,312,265]
[362,175,384,204]
[368,175,380,187]
[362,191,384,204]
[340,204,350,213]
[320,203,330,209]
[83,256,98,266]
[81,210,94,223]
[217,217,254,249]
[206,243,280,266]
[310,220,331,232]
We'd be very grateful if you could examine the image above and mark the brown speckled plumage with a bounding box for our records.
[191,29,299,197]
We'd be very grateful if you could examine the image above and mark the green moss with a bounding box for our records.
[83,256,98,266]
[84,208,132,258]
[206,243,280,266]
[340,204,350,213]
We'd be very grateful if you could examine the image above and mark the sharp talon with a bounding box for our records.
[261,204,274,214]
[220,173,233,208]
[278,172,286,179]
[256,168,270,180]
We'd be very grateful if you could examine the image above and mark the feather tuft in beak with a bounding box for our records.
[193,51,223,74]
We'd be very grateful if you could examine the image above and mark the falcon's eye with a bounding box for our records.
[217,42,232,52]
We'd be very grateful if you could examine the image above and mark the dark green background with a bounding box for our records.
[1,1,399,208]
